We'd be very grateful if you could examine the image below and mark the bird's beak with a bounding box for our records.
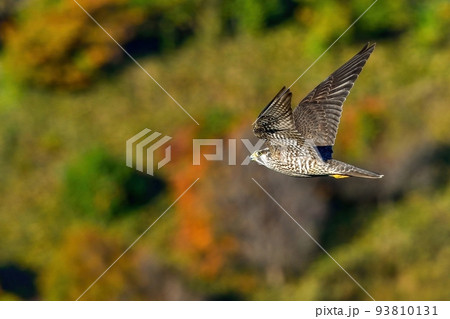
[250,152,257,162]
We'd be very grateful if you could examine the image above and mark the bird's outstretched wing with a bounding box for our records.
[253,87,322,161]
[293,43,376,146]
[253,86,295,139]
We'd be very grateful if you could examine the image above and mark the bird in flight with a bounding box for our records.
[251,43,383,179]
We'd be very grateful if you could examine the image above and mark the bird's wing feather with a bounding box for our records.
[253,87,323,161]
[252,86,295,139]
[293,43,376,146]
[266,131,323,162]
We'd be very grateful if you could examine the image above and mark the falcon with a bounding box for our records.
[251,43,383,179]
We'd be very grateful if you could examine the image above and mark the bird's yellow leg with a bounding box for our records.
[330,174,349,179]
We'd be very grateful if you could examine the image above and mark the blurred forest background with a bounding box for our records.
[0,0,449,300]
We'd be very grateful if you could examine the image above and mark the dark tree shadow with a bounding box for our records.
[0,264,37,300]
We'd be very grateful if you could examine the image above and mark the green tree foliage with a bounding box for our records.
[2,0,145,88]
[275,187,450,300]
[63,148,129,221]
[63,147,168,222]
[10,0,449,89]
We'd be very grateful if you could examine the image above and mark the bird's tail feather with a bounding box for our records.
[328,159,383,179]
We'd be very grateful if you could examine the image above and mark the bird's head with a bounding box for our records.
[250,148,270,166]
